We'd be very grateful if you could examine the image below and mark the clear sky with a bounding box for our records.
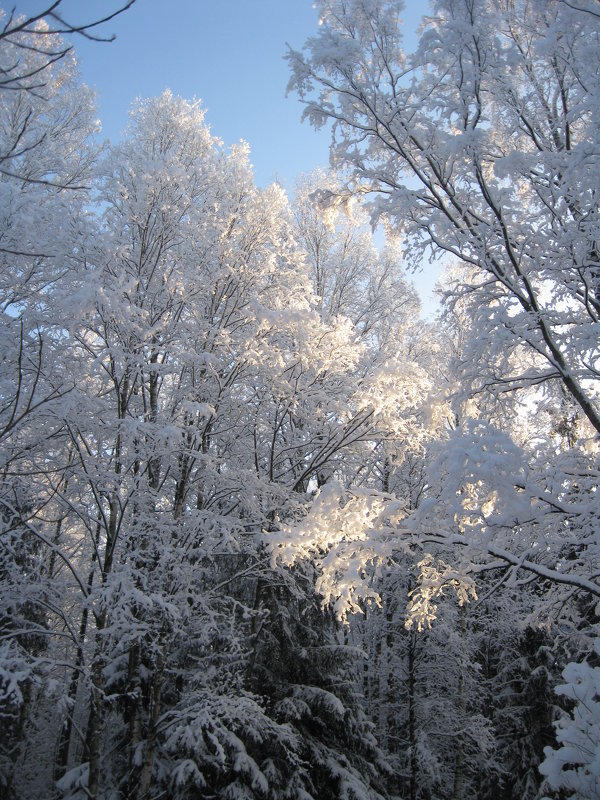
[11,0,424,186]
[8,1,438,309]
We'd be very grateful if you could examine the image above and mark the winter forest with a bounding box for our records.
[1,0,599,798]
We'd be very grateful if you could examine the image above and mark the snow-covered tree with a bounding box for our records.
[0,84,393,799]
[8,0,600,795]
[0,17,101,795]
[0,2,134,98]
[289,0,600,617]
[540,642,600,799]
[289,0,600,430]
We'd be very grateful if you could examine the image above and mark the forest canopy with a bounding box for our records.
[1,1,599,799]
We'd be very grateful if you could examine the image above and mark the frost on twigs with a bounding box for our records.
[539,642,600,800]
[405,554,478,632]
[269,481,407,622]
[55,762,89,799]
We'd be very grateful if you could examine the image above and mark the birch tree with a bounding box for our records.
[43,90,390,800]
[288,0,600,610]
[289,0,600,429]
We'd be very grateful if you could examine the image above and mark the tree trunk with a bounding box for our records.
[86,620,106,800]
[408,628,417,800]
[452,607,467,800]
[54,524,100,780]
[135,644,166,800]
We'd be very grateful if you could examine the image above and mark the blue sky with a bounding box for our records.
[10,1,438,309]
[13,0,424,187]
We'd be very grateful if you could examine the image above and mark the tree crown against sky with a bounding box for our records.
[6,0,443,309]
[288,5,600,793]
[2,2,600,799]
[0,13,427,789]
[289,0,600,430]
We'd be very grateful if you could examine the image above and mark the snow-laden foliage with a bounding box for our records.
[0,20,403,790]
[540,643,600,799]
[289,0,600,433]
[271,482,406,620]
[289,2,600,797]
[4,2,600,798]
